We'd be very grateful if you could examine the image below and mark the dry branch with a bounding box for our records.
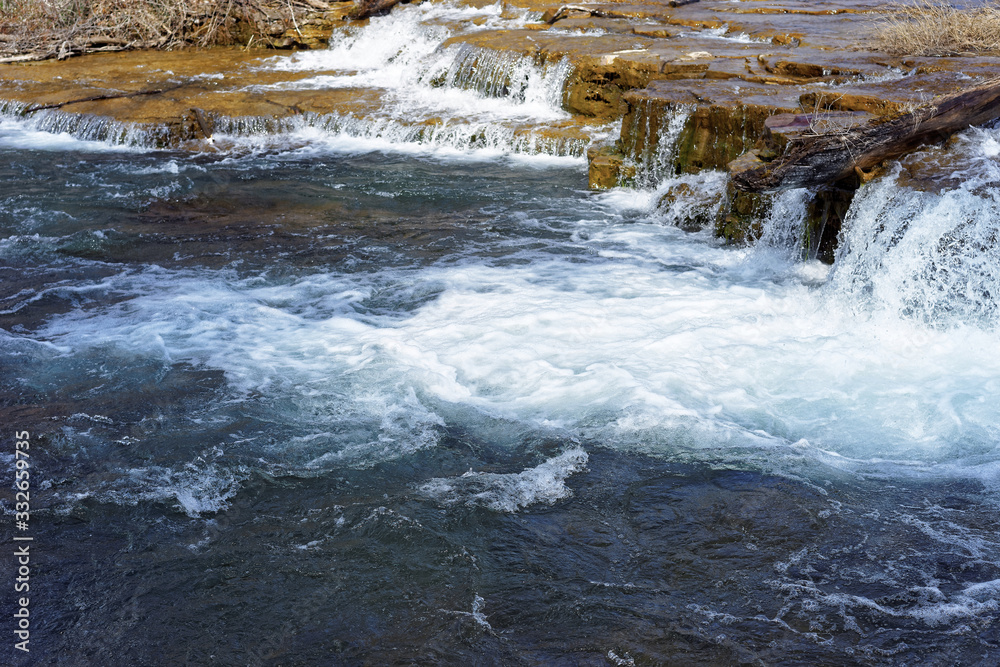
[349,0,404,20]
[22,85,185,114]
[728,76,1000,191]
[0,0,333,61]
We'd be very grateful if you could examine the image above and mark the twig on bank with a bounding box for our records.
[22,85,186,114]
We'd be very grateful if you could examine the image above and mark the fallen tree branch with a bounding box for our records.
[191,107,215,139]
[295,0,334,9]
[728,76,1000,191]
[544,0,696,22]
[0,51,55,63]
[349,0,404,20]
[543,5,626,24]
[22,85,185,114]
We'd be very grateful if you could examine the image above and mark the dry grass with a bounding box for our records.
[871,0,1000,56]
[0,0,331,61]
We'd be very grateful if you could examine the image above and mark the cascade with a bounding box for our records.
[0,2,582,157]
[423,44,571,110]
[830,165,1000,328]
[621,101,695,187]
[1,100,170,148]
[210,111,590,157]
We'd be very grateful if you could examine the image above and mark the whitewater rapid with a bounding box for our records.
[5,136,999,501]
[1,0,998,512]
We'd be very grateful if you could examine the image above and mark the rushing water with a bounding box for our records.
[3,3,1000,665]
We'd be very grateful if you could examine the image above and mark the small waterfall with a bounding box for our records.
[0,101,171,148]
[211,112,590,158]
[0,79,585,158]
[216,3,582,158]
[323,4,453,72]
[267,1,472,75]
[0,2,582,157]
[652,105,694,180]
[829,168,1000,327]
[0,100,29,117]
[25,109,173,147]
[423,44,571,110]
[266,1,569,115]
[751,188,814,261]
[623,101,695,187]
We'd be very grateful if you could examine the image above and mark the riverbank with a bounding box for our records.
[0,0,355,61]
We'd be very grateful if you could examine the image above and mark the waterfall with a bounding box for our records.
[754,189,812,255]
[210,111,590,157]
[7,3,1000,662]
[622,101,695,187]
[271,5,574,116]
[422,44,571,110]
[214,2,580,157]
[829,166,1000,328]
[0,101,170,148]
[649,105,694,182]
[0,2,582,157]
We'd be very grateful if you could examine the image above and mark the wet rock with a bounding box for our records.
[656,179,724,231]
[716,184,772,246]
[587,145,636,189]
[620,80,800,176]
[633,28,672,39]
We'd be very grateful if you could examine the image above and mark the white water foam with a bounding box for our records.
[9,95,1000,508]
[264,1,534,75]
[221,1,587,158]
[420,447,588,512]
[832,163,1000,327]
[27,176,1000,488]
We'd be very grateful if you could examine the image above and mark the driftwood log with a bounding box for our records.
[350,0,406,19]
[0,37,165,64]
[728,76,1000,192]
[543,5,619,24]
[544,0,696,23]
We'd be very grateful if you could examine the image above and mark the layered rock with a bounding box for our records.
[2,0,999,257]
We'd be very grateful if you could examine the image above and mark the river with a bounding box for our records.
[2,3,999,665]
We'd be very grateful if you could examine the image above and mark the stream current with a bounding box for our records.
[2,3,1000,665]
